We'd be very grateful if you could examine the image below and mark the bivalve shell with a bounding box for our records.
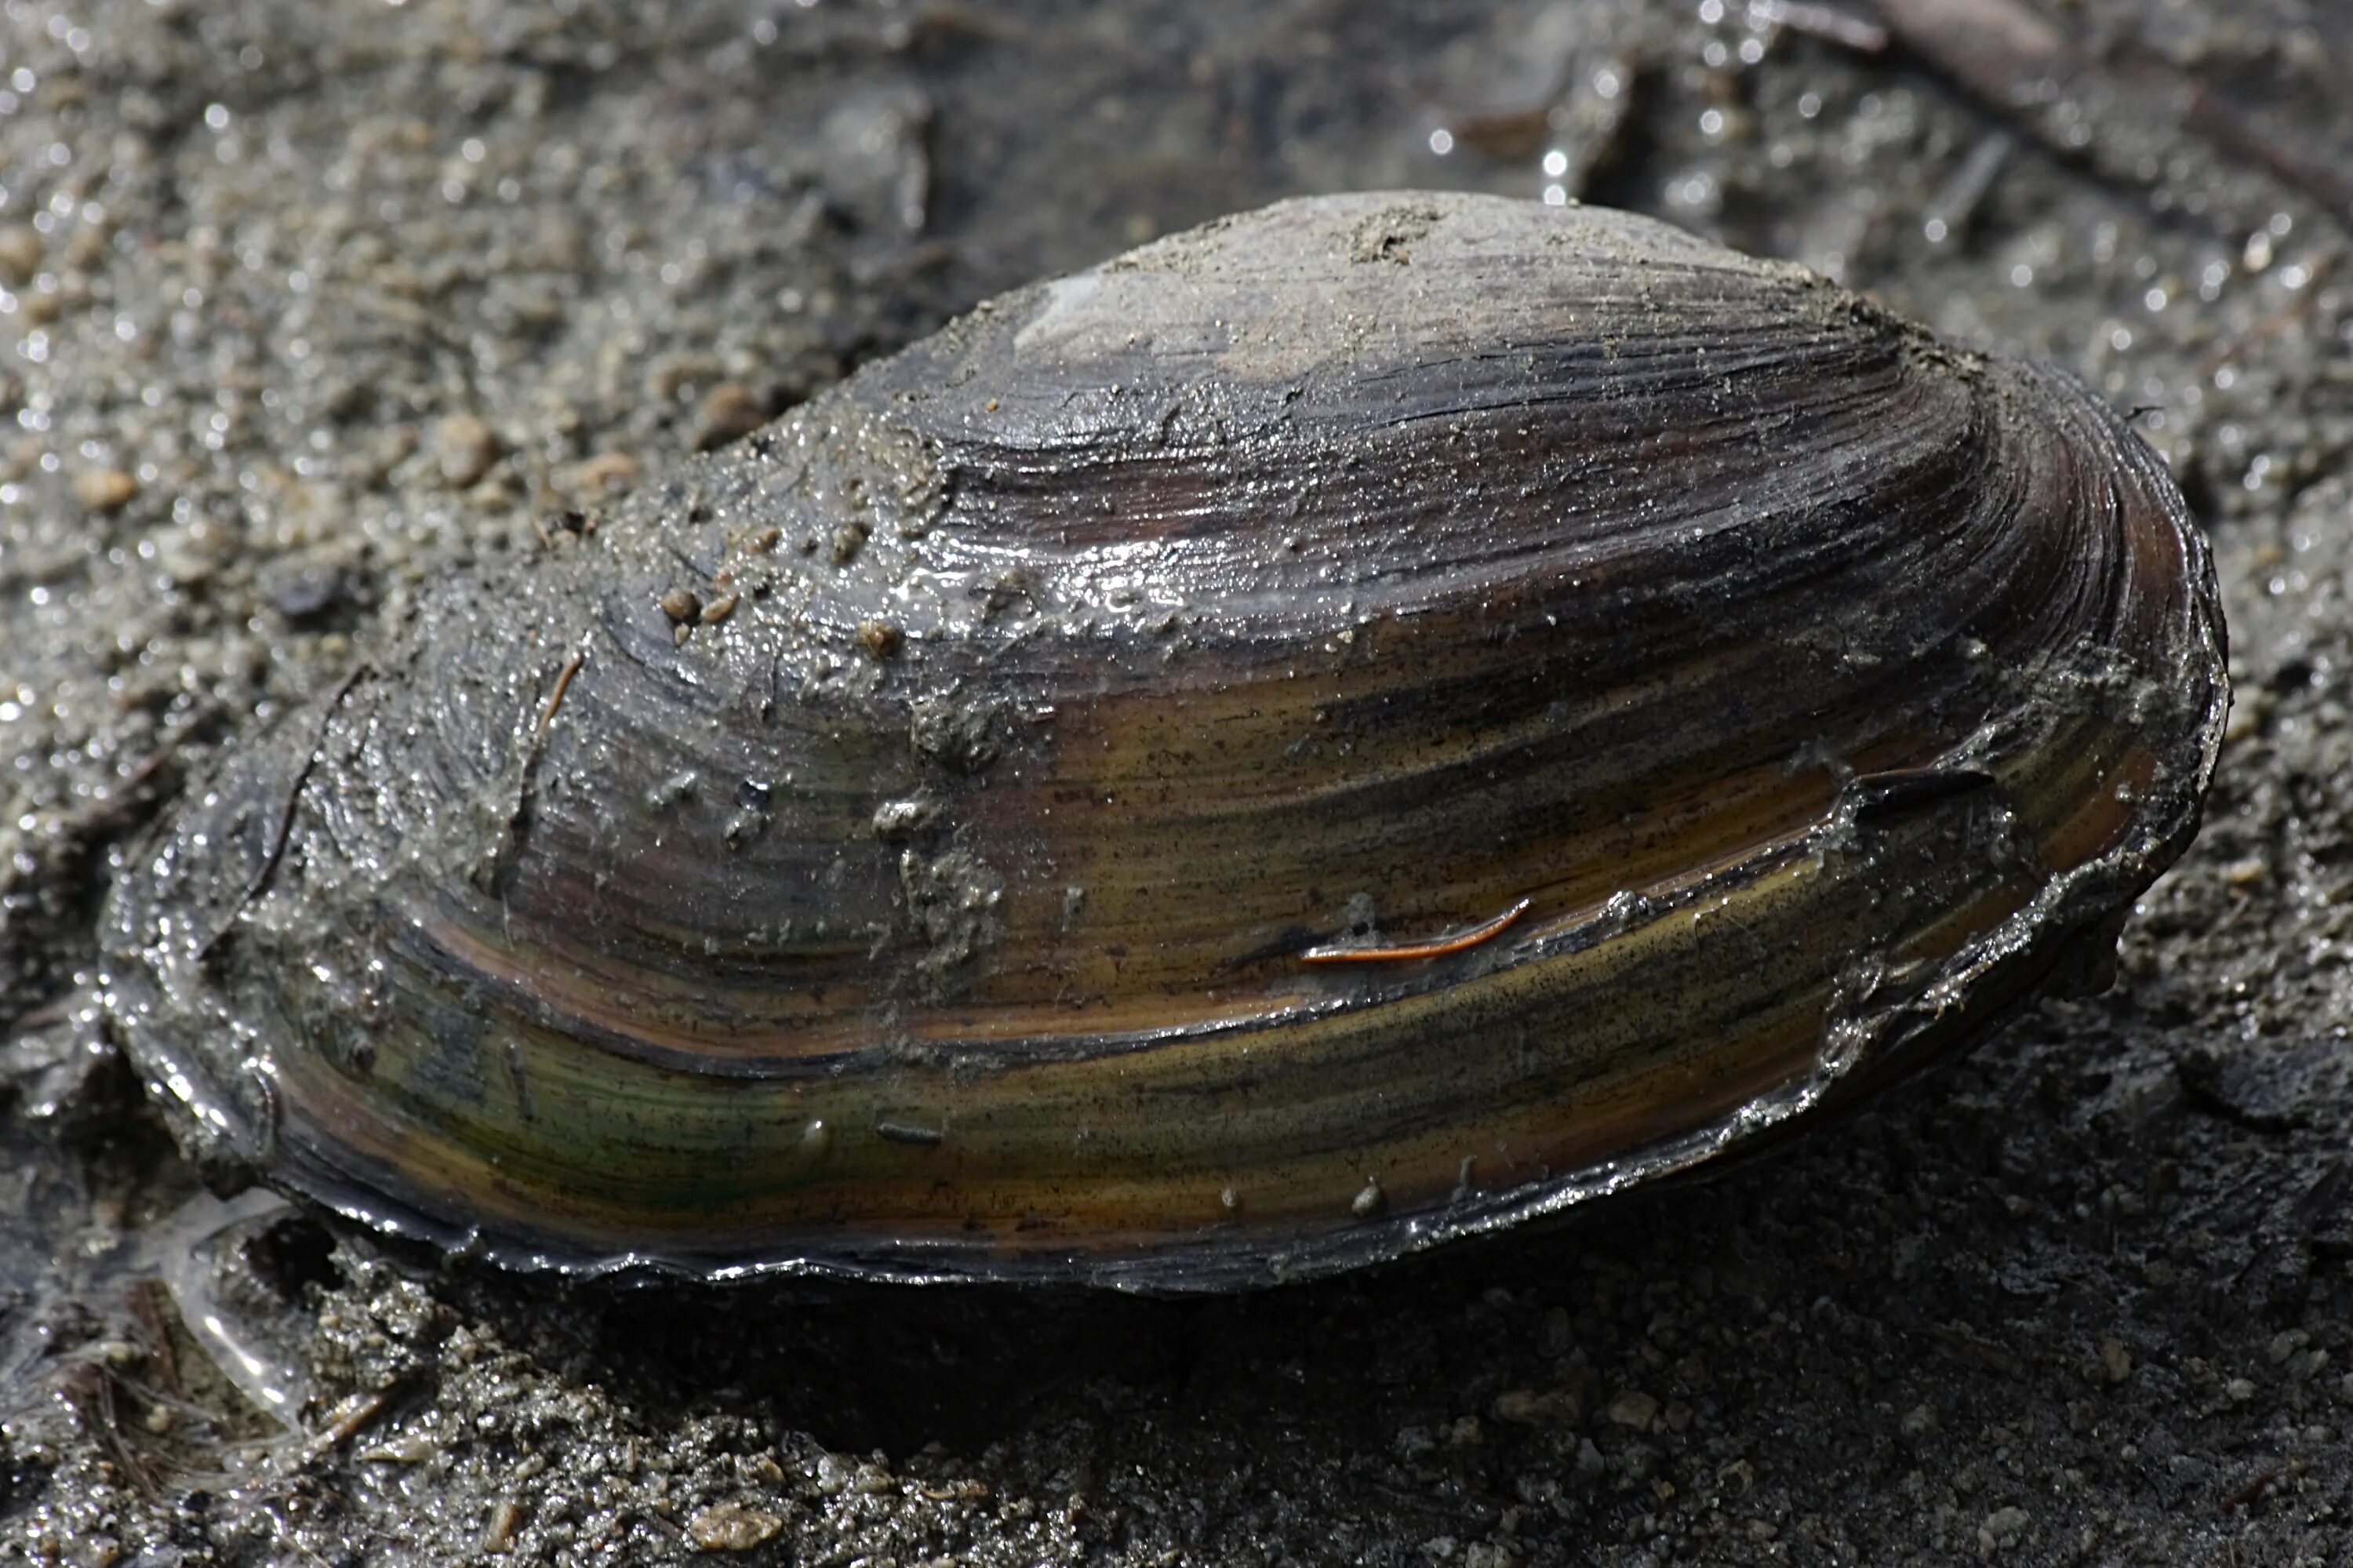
[102,193,2227,1290]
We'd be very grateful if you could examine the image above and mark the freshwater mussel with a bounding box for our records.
[104,193,2226,1290]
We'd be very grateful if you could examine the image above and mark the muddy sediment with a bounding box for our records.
[6,2,2353,1563]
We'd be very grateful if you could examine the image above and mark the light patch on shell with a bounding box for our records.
[899,845,1005,994]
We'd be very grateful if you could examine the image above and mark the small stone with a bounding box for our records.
[71,468,137,513]
[1604,1389,1659,1431]
[434,414,499,486]
[694,383,769,450]
[686,1502,784,1552]
[154,524,221,586]
[1350,1176,1385,1217]
[1493,1386,1581,1427]
[700,593,739,625]
[534,509,590,549]
[1979,1505,2029,1550]
[356,1433,440,1464]
[856,619,902,659]
[871,797,938,841]
[660,588,703,624]
[2098,1337,2132,1384]
[0,224,40,286]
[2225,1376,2257,1403]
[568,450,640,496]
[482,1500,524,1554]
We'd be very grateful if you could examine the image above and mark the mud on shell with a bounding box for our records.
[101,192,2228,1290]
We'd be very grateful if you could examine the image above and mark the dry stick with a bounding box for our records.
[2180,81,2353,224]
[60,1363,160,1501]
[200,661,371,959]
[1874,0,2353,226]
[1745,0,1889,55]
[1302,897,1533,964]
[1871,0,2064,101]
[537,649,586,734]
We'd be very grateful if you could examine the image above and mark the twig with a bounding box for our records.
[1746,0,1888,55]
[201,662,371,958]
[1875,0,2353,227]
[1304,897,1533,964]
[536,650,586,735]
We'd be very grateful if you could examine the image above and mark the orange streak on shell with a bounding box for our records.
[1301,897,1534,963]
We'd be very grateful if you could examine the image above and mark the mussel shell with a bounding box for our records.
[103,193,2225,1290]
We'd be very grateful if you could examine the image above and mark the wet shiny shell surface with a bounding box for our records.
[103,193,2227,1290]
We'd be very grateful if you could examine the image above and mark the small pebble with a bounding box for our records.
[569,450,641,496]
[2098,1337,2132,1384]
[660,588,703,624]
[1979,1505,2029,1550]
[482,1500,523,1554]
[701,592,739,625]
[686,1502,784,1552]
[694,383,769,450]
[0,224,40,285]
[1493,1386,1581,1427]
[1605,1389,1659,1431]
[856,619,902,659]
[356,1434,440,1464]
[871,798,937,840]
[435,414,500,487]
[71,469,138,513]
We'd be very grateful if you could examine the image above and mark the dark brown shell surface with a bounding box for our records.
[101,193,2226,1290]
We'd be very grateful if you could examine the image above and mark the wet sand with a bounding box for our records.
[5,2,2353,1562]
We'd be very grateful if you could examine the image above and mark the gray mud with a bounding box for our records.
[5,1,2353,1563]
